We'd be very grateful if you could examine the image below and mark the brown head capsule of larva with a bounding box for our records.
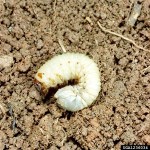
[34,79,48,96]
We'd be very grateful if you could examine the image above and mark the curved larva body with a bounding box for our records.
[35,53,101,112]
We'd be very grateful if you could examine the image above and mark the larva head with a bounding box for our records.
[34,79,48,96]
[34,72,49,96]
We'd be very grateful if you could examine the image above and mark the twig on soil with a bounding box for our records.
[11,117,16,132]
[86,17,93,26]
[58,39,67,53]
[128,0,142,26]
[39,127,44,134]
[0,104,6,126]
[142,66,150,74]
[97,21,149,52]
[53,0,57,11]
[53,0,57,20]
[61,128,67,146]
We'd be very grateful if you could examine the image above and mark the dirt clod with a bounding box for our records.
[142,135,150,145]
[0,55,14,68]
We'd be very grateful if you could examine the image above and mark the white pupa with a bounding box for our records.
[34,53,101,112]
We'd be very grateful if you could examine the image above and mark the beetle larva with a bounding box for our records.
[34,53,101,112]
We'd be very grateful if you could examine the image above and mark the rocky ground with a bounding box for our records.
[0,0,150,149]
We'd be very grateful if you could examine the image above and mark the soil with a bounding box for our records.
[0,0,150,150]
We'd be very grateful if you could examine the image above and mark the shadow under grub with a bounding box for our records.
[59,111,75,120]
[35,79,80,104]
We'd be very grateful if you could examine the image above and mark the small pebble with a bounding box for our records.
[0,55,14,68]
[17,56,31,72]
[37,39,44,49]
[142,135,150,144]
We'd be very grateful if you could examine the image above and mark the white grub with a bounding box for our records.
[128,0,142,26]
[35,53,101,112]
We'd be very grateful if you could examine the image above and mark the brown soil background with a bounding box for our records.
[0,0,150,150]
